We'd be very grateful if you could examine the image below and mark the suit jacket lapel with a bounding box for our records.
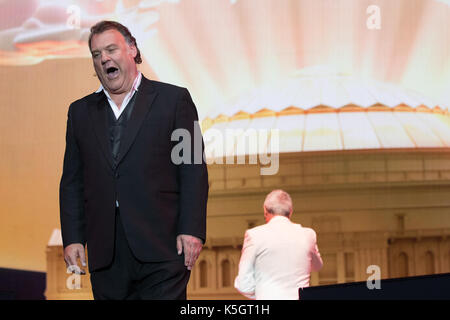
[115,76,158,166]
[87,91,115,171]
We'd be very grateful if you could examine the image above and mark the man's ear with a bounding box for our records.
[128,43,137,59]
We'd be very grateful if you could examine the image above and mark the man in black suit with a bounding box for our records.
[59,21,209,300]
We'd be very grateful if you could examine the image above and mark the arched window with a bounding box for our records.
[397,252,409,278]
[424,251,435,275]
[221,259,231,287]
[199,260,208,288]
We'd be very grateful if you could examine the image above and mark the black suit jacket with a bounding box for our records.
[59,76,209,272]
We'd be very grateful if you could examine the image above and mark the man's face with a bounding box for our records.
[90,29,137,95]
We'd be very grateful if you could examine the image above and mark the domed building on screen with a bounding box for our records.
[187,68,450,299]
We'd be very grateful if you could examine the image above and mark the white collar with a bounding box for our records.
[269,215,296,225]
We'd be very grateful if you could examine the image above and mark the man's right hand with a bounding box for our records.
[64,243,87,275]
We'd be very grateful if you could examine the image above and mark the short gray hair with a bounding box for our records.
[263,189,293,217]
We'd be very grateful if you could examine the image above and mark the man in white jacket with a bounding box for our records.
[234,189,323,300]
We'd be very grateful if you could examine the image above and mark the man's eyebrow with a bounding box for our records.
[91,44,118,53]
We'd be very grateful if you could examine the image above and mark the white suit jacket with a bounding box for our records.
[234,216,323,300]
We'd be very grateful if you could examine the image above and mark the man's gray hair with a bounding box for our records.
[263,189,293,217]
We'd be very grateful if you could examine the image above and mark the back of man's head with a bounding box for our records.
[263,189,293,218]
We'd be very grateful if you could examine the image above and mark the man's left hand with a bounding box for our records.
[176,234,203,270]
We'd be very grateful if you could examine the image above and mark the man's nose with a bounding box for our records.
[101,51,110,64]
